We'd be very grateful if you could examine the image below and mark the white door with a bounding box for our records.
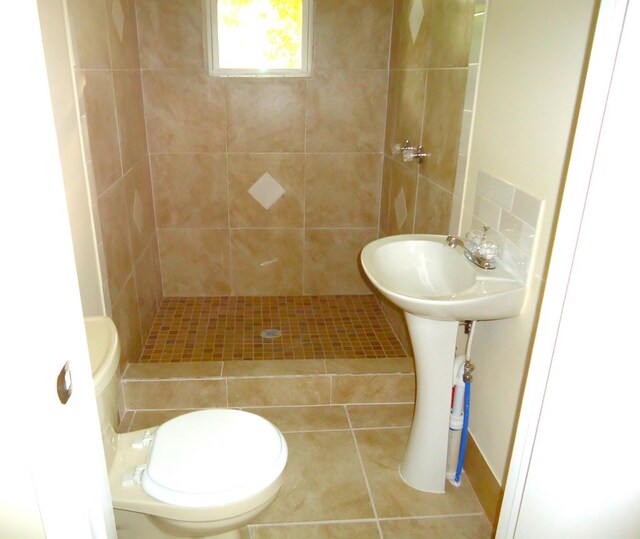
[0,2,115,537]
[497,0,640,536]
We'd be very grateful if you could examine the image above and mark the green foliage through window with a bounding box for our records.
[216,0,307,72]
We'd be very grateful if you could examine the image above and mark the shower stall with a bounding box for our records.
[65,0,480,396]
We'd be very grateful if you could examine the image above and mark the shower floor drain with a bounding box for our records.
[260,329,282,339]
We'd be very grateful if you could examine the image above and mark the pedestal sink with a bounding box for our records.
[360,234,526,493]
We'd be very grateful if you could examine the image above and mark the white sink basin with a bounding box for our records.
[361,234,526,321]
[360,234,527,493]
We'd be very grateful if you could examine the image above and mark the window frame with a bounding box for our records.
[206,0,313,77]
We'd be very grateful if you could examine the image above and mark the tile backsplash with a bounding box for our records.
[472,171,543,284]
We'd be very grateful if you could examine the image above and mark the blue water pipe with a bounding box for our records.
[454,380,471,484]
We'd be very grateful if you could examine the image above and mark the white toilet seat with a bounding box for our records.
[141,409,288,508]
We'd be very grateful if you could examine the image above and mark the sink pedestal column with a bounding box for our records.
[400,314,458,493]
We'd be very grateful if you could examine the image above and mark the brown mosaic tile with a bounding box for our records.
[138,296,407,362]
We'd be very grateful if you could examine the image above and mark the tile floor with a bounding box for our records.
[120,405,492,538]
[139,296,406,362]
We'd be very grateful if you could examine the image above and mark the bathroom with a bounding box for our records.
[7,0,635,537]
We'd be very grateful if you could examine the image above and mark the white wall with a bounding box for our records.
[39,0,106,316]
[464,0,596,482]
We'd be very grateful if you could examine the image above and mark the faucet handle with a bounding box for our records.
[465,229,484,254]
[478,240,498,260]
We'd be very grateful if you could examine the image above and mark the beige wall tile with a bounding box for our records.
[158,229,231,295]
[124,361,223,380]
[384,70,400,156]
[426,0,475,68]
[143,70,226,153]
[230,229,303,295]
[223,360,325,378]
[386,160,417,235]
[98,179,133,301]
[331,374,415,404]
[306,71,387,153]
[152,154,229,228]
[421,69,468,191]
[347,403,415,428]
[304,229,377,295]
[133,241,160,341]
[113,70,147,172]
[124,160,155,262]
[147,232,164,307]
[228,377,330,407]
[252,522,380,538]
[305,154,381,228]
[243,406,350,433]
[313,0,393,70]
[67,0,111,69]
[80,70,122,195]
[379,515,492,538]
[225,79,306,153]
[379,157,393,237]
[414,176,454,234]
[124,379,227,409]
[389,0,430,69]
[355,428,484,517]
[388,69,427,167]
[254,431,374,523]
[111,275,143,367]
[136,0,204,68]
[228,154,304,228]
[106,0,140,69]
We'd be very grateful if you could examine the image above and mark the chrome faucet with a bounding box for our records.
[446,229,497,270]
[446,235,465,248]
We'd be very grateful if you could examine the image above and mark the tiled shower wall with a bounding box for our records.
[66,0,162,368]
[137,0,394,296]
[377,0,478,350]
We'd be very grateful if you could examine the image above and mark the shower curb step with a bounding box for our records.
[121,358,415,411]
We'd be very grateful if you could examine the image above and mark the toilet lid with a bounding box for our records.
[141,409,287,508]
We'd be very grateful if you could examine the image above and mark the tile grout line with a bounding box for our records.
[345,405,384,539]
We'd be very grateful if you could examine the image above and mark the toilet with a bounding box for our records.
[84,316,288,538]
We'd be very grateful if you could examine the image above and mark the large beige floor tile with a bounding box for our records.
[255,431,374,524]
[331,374,415,404]
[379,515,492,538]
[347,404,414,428]
[243,406,350,432]
[355,429,484,518]
[252,522,380,538]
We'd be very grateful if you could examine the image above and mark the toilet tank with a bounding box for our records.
[84,316,120,470]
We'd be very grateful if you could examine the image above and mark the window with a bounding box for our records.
[207,0,313,77]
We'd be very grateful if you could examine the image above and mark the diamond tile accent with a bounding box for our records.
[409,0,425,44]
[111,0,125,42]
[248,172,286,210]
[394,188,408,229]
[132,190,144,234]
